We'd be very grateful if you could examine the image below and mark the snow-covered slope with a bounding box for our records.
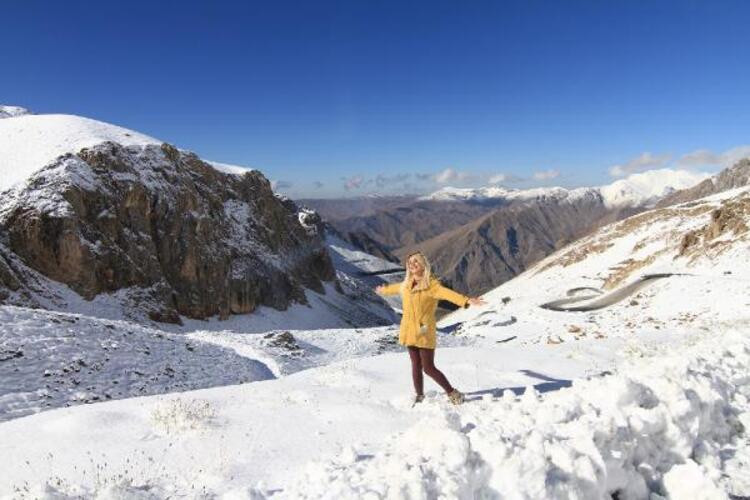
[0,107,255,193]
[326,232,401,277]
[0,182,748,497]
[0,113,161,192]
[0,105,31,119]
[422,168,710,208]
[325,231,405,313]
[208,160,255,175]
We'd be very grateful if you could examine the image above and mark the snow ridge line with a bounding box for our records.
[275,330,749,499]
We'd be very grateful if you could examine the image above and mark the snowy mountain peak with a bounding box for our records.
[0,113,161,192]
[420,185,515,201]
[0,111,255,193]
[0,105,31,119]
[421,184,602,205]
[422,169,710,209]
[598,168,710,208]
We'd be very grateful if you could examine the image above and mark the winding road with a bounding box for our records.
[539,273,689,312]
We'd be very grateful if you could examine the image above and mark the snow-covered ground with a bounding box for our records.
[1,186,749,498]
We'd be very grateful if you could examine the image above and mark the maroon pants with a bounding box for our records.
[407,346,454,395]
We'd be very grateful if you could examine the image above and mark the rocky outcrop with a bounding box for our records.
[678,194,750,258]
[0,142,337,321]
[0,242,23,303]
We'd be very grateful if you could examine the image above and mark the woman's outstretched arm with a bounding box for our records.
[375,282,401,296]
[431,281,486,308]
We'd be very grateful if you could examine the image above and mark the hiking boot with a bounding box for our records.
[412,394,425,407]
[448,389,464,405]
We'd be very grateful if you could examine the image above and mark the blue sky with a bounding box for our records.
[3,0,750,198]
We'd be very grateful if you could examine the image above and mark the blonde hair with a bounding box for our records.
[402,251,432,292]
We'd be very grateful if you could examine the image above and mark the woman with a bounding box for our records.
[375,251,485,406]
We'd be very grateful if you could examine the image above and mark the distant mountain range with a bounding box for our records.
[302,167,746,296]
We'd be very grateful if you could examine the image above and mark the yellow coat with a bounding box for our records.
[379,275,469,349]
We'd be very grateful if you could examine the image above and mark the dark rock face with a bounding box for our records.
[0,142,337,321]
[0,245,21,302]
[0,236,44,308]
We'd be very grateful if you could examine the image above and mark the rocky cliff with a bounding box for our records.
[0,142,337,323]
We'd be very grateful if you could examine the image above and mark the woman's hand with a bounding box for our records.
[374,285,387,294]
[467,297,486,307]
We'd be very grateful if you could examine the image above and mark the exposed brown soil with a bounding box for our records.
[678,195,750,261]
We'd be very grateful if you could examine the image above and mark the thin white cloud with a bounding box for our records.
[270,180,292,190]
[608,152,672,178]
[342,175,364,190]
[434,167,472,184]
[668,145,750,170]
[533,169,560,181]
[721,145,750,166]
[488,173,506,184]
[677,149,722,167]
[375,173,411,188]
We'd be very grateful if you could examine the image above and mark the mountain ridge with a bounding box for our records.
[0,108,394,327]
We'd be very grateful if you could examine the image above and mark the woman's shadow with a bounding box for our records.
[465,369,574,402]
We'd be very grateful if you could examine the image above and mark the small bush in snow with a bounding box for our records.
[13,449,213,499]
[150,397,217,435]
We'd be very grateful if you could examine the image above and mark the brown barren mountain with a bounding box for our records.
[399,193,642,294]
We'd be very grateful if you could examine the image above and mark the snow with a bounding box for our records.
[297,208,319,233]
[0,110,256,195]
[0,176,748,497]
[1,301,747,497]
[325,231,405,312]
[283,329,748,499]
[420,186,514,201]
[208,160,255,175]
[0,114,161,192]
[0,105,31,118]
[325,232,401,276]
[0,306,274,422]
